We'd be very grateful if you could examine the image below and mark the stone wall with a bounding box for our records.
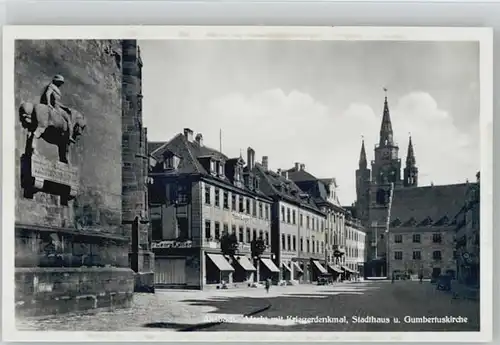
[15,40,123,235]
[14,40,135,316]
[15,267,134,317]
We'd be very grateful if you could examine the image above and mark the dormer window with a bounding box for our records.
[254,177,260,191]
[163,155,180,170]
[210,160,216,174]
[248,175,254,190]
[218,162,224,176]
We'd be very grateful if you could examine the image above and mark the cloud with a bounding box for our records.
[198,89,478,205]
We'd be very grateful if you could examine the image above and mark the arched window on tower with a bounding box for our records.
[376,188,386,205]
[390,170,397,183]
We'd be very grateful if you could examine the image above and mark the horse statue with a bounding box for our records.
[18,102,86,164]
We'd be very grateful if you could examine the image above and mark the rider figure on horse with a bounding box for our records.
[40,75,75,143]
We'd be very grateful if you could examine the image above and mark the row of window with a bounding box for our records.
[205,186,270,219]
[393,250,442,260]
[346,228,363,242]
[345,246,361,258]
[280,205,324,231]
[280,233,325,254]
[393,233,443,244]
[204,220,270,245]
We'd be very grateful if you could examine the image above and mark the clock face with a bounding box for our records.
[382,150,390,159]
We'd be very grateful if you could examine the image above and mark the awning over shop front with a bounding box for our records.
[312,260,328,275]
[235,256,256,271]
[207,253,235,272]
[292,262,303,273]
[260,258,280,273]
[341,265,356,274]
[281,262,292,272]
[328,264,343,274]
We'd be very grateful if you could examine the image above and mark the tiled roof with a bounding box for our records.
[149,132,270,199]
[286,169,317,182]
[148,141,166,154]
[254,164,323,214]
[390,183,469,228]
[287,168,343,211]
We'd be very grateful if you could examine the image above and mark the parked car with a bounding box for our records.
[317,277,329,285]
[436,275,452,291]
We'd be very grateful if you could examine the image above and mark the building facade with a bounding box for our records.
[286,164,354,279]
[148,129,276,289]
[455,173,480,287]
[345,212,366,276]
[355,92,471,279]
[254,161,328,283]
[15,40,149,316]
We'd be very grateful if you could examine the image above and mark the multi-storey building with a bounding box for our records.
[386,183,470,279]
[286,164,349,279]
[345,212,366,276]
[455,172,480,287]
[254,160,328,283]
[148,129,276,289]
[355,91,471,279]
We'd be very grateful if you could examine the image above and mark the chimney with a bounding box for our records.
[300,164,305,171]
[262,156,269,171]
[294,162,300,171]
[277,168,282,175]
[183,128,194,142]
[195,133,203,146]
[476,171,480,183]
[284,171,289,180]
[247,147,255,170]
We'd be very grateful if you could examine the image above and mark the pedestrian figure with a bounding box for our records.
[391,272,395,284]
[419,273,423,284]
[265,278,271,293]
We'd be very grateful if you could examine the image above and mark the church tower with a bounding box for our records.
[370,89,403,207]
[403,135,418,187]
[355,138,371,223]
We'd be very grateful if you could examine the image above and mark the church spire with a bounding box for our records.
[406,134,416,166]
[359,137,367,168]
[379,88,394,146]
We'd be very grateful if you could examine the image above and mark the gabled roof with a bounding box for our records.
[148,141,167,154]
[390,183,469,228]
[286,168,343,211]
[254,164,323,215]
[286,169,317,183]
[149,132,270,200]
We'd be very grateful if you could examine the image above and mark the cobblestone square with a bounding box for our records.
[16,281,479,332]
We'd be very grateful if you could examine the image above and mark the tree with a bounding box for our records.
[251,236,266,259]
[251,236,266,282]
[220,231,239,256]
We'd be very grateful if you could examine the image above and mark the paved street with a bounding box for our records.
[204,281,479,331]
[16,281,479,332]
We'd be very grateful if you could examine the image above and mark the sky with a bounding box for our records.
[139,39,480,206]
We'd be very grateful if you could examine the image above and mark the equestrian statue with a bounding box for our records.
[18,75,86,164]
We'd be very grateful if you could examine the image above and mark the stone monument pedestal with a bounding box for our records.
[21,153,79,205]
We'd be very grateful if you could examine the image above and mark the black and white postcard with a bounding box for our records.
[2,26,493,342]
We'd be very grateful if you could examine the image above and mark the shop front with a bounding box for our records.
[232,255,257,283]
[310,259,330,282]
[205,252,234,285]
[327,263,343,282]
[259,257,280,283]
